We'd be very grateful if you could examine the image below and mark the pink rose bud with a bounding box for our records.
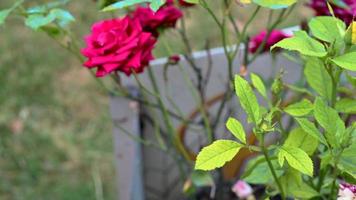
[338,182,356,200]
[249,30,291,54]
[231,180,253,199]
[81,17,156,77]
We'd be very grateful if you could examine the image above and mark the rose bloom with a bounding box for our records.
[231,180,253,199]
[308,0,356,25]
[338,182,356,200]
[81,16,156,77]
[249,30,291,54]
[131,4,183,36]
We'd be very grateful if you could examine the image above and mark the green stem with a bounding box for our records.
[147,67,189,179]
[261,137,286,200]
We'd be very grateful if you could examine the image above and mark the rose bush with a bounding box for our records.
[1,0,356,199]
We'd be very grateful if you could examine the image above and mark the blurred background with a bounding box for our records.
[0,1,311,199]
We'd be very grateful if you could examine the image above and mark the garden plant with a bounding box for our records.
[1,0,356,199]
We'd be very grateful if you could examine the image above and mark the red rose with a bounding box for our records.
[249,30,291,54]
[308,0,356,25]
[81,16,156,77]
[131,4,183,36]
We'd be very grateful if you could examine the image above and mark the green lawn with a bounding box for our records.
[0,1,311,199]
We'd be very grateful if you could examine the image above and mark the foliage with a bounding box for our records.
[1,0,356,199]
[195,11,356,199]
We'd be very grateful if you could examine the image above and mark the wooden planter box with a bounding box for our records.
[110,27,301,200]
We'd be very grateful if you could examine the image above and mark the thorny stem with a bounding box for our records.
[147,68,189,178]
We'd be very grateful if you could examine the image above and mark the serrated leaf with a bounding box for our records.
[251,73,267,99]
[278,146,314,176]
[335,98,356,114]
[338,143,356,179]
[272,31,327,57]
[284,128,319,155]
[284,99,313,117]
[331,52,356,71]
[296,118,328,146]
[304,58,333,102]
[281,169,319,199]
[226,118,246,144]
[308,16,346,43]
[252,0,296,9]
[234,75,261,124]
[314,98,345,147]
[195,140,242,171]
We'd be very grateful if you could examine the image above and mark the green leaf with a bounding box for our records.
[150,0,165,11]
[25,8,74,30]
[27,0,70,14]
[272,31,327,57]
[226,118,246,144]
[320,152,333,170]
[242,156,283,184]
[251,73,267,99]
[278,146,314,176]
[331,52,356,71]
[284,99,313,117]
[304,58,333,102]
[308,16,346,43]
[102,0,151,11]
[191,171,214,187]
[338,143,356,179]
[284,128,319,155]
[314,98,345,147]
[252,0,297,9]
[195,140,242,171]
[25,14,56,30]
[335,98,356,114]
[280,169,319,199]
[346,73,356,89]
[234,75,261,124]
[295,118,328,146]
[49,9,75,27]
[0,0,23,25]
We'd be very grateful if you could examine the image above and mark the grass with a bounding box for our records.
[0,1,311,199]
